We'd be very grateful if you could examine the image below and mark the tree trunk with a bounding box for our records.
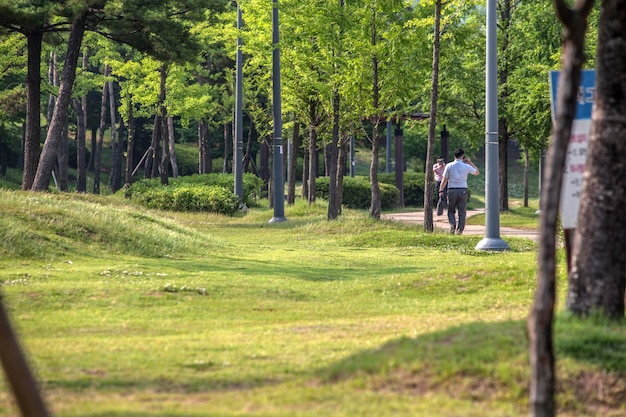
[198,119,210,174]
[46,51,57,129]
[124,97,134,186]
[223,122,231,173]
[499,124,510,211]
[159,64,169,185]
[287,122,299,205]
[528,1,594,416]
[423,0,442,231]
[328,90,340,219]
[0,295,51,417]
[260,139,270,197]
[167,116,178,178]
[32,12,87,191]
[566,0,626,319]
[22,29,43,190]
[88,127,96,172]
[57,121,69,191]
[523,146,529,207]
[109,78,123,193]
[150,115,160,179]
[301,140,309,200]
[77,50,88,192]
[498,0,512,212]
[336,136,348,215]
[93,65,110,194]
[308,101,318,205]
[369,120,381,219]
[369,13,381,220]
[243,121,255,174]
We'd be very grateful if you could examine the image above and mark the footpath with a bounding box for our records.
[382,208,540,242]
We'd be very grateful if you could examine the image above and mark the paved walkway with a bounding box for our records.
[382,208,540,242]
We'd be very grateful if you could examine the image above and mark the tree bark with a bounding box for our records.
[423,0,442,231]
[287,122,299,205]
[77,49,88,192]
[369,11,381,220]
[167,116,179,178]
[243,121,254,174]
[0,294,51,417]
[150,115,160,179]
[301,139,309,200]
[308,101,318,205]
[369,120,381,219]
[124,97,134,186]
[528,1,594,416]
[198,119,210,174]
[523,146,529,208]
[498,0,513,212]
[336,136,348,215]
[109,78,123,193]
[57,121,69,191]
[22,29,43,190]
[159,64,169,185]
[328,91,340,219]
[93,65,110,194]
[260,139,270,196]
[32,12,87,191]
[566,0,626,319]
[223,122,231,173]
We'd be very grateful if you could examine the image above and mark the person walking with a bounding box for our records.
[438,148,479,234]
[433,156,446,202]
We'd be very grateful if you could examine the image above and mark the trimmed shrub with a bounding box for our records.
[126,173,264,209]
[135,185,238,215]
[316,176,400,210]
[379,172,426,207]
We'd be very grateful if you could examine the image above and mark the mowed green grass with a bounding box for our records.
[0,190,624,417]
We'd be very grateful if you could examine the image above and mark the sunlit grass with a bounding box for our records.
[0,190,623,417]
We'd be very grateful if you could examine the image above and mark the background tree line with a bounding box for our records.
[0,0,580,213]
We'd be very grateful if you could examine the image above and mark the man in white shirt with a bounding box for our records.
[438,148,479,235]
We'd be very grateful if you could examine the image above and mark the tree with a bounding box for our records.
[32,10,88,191]
[506,0,562,206]
[0,2,58,190]
[527,0,594,416]
[344,0,419,219]
[566,0,626,319]
[423,0,443,232]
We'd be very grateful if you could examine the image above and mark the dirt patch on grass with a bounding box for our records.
[367,368,626,415]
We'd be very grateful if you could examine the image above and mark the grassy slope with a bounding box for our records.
[0,190,624,417]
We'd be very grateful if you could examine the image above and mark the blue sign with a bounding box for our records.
[550,69,595,120]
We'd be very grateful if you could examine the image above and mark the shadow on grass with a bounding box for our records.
[318,315,626,413]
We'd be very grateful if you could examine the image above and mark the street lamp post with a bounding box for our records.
[475,0,509,251]
[269,0,286,223]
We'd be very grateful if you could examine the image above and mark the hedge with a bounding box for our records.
[124,173,264,215]
[315,176,400,210]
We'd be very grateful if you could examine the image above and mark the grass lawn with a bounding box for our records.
[0,190,624,416]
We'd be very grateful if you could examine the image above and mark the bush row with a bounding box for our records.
[125,173,264,215]
[315,176,400,210]
[379,171,426,207]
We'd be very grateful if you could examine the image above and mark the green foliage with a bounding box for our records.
[316,175,399,210]
[127,173,264,211]
[137,185,239,215]
[379,171,426,207]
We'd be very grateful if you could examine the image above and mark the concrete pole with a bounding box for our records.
[476,0,509,251]
[234,4,244,207]
[269,0,286,223]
